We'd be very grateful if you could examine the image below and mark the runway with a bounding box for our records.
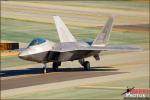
[1,51,148,91]
[1,67,123,90]
[1,50,149,99]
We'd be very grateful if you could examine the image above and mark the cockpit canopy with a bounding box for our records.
[28,38,46,46]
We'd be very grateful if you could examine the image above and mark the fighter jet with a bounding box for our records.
[18,16,142,73]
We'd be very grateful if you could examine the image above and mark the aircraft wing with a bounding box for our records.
[80,45,143,52]
[53,16,77,42]
[53,45,143,52]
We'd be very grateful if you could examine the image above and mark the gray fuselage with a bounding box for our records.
[19,40,100,63]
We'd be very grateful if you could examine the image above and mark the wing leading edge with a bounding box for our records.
[80,45,143,52]
[52,45,143,52]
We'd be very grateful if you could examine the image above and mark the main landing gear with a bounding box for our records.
[79,59,90,70]
[52,62,61,71]
[42,59,91,73]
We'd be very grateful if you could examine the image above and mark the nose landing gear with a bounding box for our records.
[43,63,47,74]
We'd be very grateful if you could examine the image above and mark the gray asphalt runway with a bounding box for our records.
[1,51,148,99]
[1,67,123,90]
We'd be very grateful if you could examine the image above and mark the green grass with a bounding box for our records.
[95,76,149,88]
[1,56,35,68]
[7,76,149,99]
[31,1,149,11]
[2,0,148,28]
[1,17,149,46]
[1,18,59,42]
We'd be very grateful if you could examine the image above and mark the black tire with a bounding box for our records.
[52,62,59,71]
[83,61,90,70]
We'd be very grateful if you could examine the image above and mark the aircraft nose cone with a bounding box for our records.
[18,53,24,59]
[18,51,30,60]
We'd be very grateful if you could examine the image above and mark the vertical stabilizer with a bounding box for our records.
[53,16,76,42]
[92,16,114,47]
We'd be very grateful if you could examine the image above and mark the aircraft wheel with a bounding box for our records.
[83,61,90,70]
[43,68,47,74]
[53,62,59,71]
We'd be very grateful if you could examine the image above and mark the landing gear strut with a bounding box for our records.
[53,62,61,71]
[43,63,47,74]
[83,61,90,70]
[79,59,90,70]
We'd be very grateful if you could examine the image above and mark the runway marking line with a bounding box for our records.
[78,75,149,90]
[78,86,126,90]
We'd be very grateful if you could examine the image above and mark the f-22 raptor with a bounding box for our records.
[18,16,142,73]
